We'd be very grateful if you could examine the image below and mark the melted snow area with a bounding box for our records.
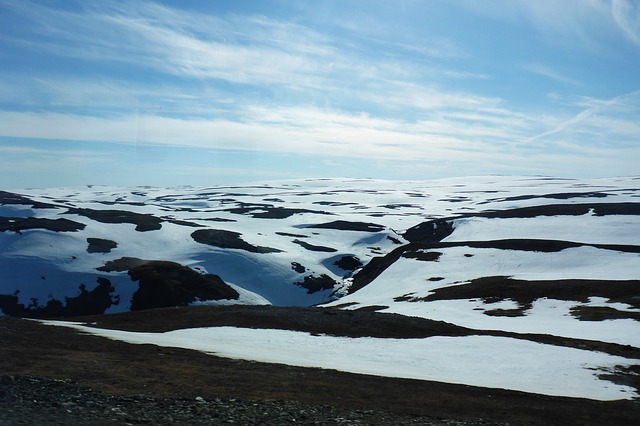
[3,176,640,400]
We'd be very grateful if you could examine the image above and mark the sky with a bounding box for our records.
[0,0,639,188]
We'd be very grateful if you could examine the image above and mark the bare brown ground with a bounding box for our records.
[1,306,640,425]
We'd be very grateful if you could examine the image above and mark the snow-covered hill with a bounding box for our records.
[2,176,640,401]
[2,176,639,315]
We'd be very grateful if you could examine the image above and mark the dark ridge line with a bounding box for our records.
[480,191,612,204]
[307,220,385,232]
[0,217,86,233]
[65,208,163,232]
[191,229,283,254]
[424,239,640,254]
[416,276,640,310]
[0,190,61,209]
[473,202,640,218]
[292,239,337,253]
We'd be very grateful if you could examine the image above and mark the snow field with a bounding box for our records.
[41,321,639,401]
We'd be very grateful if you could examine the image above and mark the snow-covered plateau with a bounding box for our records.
[2,176,639,400]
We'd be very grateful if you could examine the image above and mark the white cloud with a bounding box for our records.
[453,0,636,53]
[522,63,581,86]
[612,0,640,45]
[525,89,640,144]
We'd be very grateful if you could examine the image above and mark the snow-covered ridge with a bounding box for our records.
[3,175,640,401]
[1,175,639,316]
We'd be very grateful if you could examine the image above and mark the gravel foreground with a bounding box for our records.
[0,376,506,426]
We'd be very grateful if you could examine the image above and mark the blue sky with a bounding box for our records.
[0,0,639,188]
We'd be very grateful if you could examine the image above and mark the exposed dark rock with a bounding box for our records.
[0,217,86,233]
[227,205,330,219]
[199,217,237,222]
[438,198,471,203]
[0,191,59,209]
[291,262,306,273]
[420,276,640,310]
[354,305,389,312]
[403,219,454,243]
[348,245,408,294]
[475,202,640,218]
[295,275,337,294]
[488,191,611,203]
[276,231,308,238]
[129,261,239,310]
[333,255,363,271]
[165,218,204,227]
[86,238,118,253]
[0,278,117,318]
[483,308,527,317]
[380,204,420,209]
[402,251,442,261]
[387,235,403,244]
[97,257,149,272]
[191,229,282,253]
[292,239,337,252]
[427,239,640,254]
[313,201,359,206]
[308,220,385,232]
[570,306,640,321]
[66,208,163,231]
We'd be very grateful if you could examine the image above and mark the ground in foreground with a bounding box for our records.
[1,306,639,425]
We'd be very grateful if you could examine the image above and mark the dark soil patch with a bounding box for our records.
[348,245,408,294]
[483,308,526,317]
[291,262,306,273]
[276,231,309,238]
[403,219,454,243]
[307,220,385,232]
[0,191,59,209]
[313,201,359,207]
[226,205,331,219]
[86,237,118,253]
[1,311,640,426]
[570,306,640,321]
[292,239,337,252]
[475,202,640,219]
[191,229,282,253]
[164,218,204,227]
[379,204,421,209]
[333,255,363,271]
[488,191,611,203]
[420,276,640,310]
[428,239,640,254]
[128,261,238,310]
[97,256,150,272]
[295,275,338,294]
[66,208,163,232]
[402,250,443,261]
[0,217,86,233]
[0,278,118,318]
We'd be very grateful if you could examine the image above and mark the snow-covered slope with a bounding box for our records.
[4,175,640,400]
[1,176,639,317]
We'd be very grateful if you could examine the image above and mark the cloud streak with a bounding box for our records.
[0,0,637,185]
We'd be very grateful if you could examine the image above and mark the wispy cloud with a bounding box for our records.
[454,0,638,52]
[522,63,581,86]
[0,0,637,184]
[525,89,640,144]
[611,0,640,46]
